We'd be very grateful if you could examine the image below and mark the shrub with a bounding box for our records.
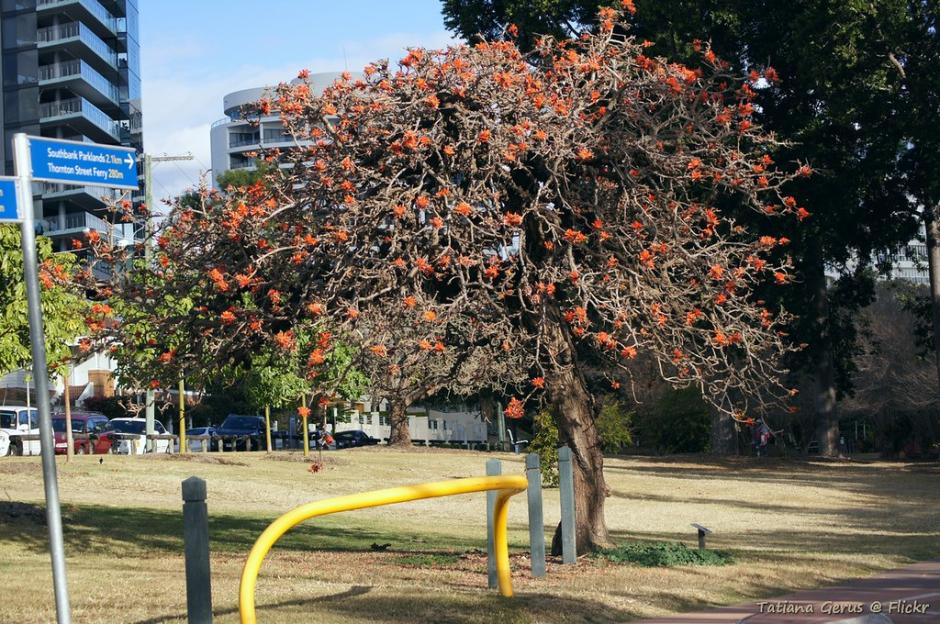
[529,409,559,486]
[81,396,129,420]
[596,397,633,454]
[594,541,733,567]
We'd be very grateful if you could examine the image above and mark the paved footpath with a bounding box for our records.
[631,560,939,624]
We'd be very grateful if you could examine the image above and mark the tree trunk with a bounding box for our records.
[710,410,736,455]
[923,205,940,392]
[541,313,612,555]
[809,243,839,456]
[387,399,412,447]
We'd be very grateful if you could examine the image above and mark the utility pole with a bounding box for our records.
[142,153,194,451]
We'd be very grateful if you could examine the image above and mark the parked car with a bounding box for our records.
[0,405,40,456]
[100,418,172,454]
[331,430,380,449]
[185,427,218,452]
[51,411,111,455]
[216,415,265,451]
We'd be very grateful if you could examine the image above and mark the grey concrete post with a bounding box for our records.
[525,453,546,577]
[558,446,577,564]
[485,458,501,589]
[182,477,212,623]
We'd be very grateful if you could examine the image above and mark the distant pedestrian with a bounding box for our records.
[756,422,771,457]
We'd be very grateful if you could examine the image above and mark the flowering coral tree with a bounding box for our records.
[85,5,806,551]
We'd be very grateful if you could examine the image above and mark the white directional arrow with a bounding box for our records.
[124,154,135,169]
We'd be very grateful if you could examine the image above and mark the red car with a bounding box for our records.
[52,412,112,455]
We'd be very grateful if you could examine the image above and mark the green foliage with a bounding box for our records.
[241,324,368,411]
[635,387,711,454]
[187,382,253,426]
[81,396,129,420]
[244,352,309,411]
[397,552,461,567]
[596,397,633,453]
[0,225,87,376]
[529,409,559,486]
[593,541,733,567]
[216,160,275,190]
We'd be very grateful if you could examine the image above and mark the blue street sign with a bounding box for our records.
[0,177,21,222]
[27,136,139,190]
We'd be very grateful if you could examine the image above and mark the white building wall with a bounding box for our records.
[336,407,489,444]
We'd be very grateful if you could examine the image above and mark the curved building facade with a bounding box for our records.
[210,72,345,185]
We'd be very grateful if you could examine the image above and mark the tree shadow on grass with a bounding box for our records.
[602,456,940,498]
[131,585,372,624]
[0,501,490,558]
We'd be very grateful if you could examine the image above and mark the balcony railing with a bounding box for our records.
[37,0,118,34]
[45,211,112,235]
[42,182,122,202]
[230,135,260,148]
[39,97,121,140]
[262,133,294,144]
[37,21,118,69]
[39,59,119,103]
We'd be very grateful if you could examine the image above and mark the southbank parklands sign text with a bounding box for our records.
[28,137,139,190]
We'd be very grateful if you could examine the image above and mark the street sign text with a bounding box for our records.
[28,137,139,190]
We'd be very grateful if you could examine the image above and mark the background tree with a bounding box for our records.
[0,225,87,376]
[347,297,526,446]
[441,0,921,458]
[842,281,940,455]
[889,3,940,391]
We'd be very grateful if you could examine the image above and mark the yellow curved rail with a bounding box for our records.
[239,475,528,624]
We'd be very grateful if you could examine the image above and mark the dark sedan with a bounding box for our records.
[216,415,265,451]
[332,430,380,449]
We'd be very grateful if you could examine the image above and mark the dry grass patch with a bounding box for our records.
[0,449,937,623]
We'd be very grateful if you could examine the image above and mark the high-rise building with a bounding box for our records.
[0,0,143,251]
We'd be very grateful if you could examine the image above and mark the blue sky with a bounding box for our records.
[140,0,455,203]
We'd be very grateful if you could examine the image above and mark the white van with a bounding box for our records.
[0,406,41,456]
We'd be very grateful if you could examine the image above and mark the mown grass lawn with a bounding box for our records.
[1,448,937,623]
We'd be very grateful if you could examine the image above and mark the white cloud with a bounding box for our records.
[142,30,458,201]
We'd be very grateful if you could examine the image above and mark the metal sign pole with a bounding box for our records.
[13,132,72,623]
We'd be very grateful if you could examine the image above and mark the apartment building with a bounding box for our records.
[0,0,143,251]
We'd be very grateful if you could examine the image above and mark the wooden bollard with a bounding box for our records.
[558,446,577,564]
[182,477,212,623]
[525,453,546,577]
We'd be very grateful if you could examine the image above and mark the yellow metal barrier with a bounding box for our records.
[239,475,528,624]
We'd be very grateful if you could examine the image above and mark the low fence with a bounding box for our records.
[179,447,579,623]
[109,433,179,455]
